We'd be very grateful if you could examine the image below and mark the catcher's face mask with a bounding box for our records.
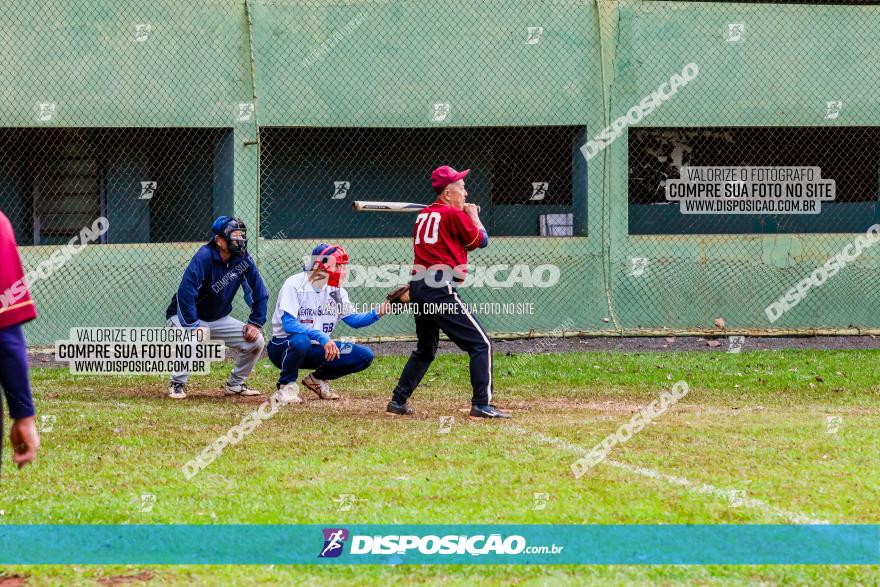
[219,218,248,256]
[311,244,349,287]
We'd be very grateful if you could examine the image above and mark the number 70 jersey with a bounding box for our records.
[411,201,483,280]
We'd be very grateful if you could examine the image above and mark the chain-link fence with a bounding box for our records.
[1,1,879,345]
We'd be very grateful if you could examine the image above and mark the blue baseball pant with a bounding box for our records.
[267,334,374,387]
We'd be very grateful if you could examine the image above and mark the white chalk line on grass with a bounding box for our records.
[504,424,830,525]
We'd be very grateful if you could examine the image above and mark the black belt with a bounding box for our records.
[411,269,465,285]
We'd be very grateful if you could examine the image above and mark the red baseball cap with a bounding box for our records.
[431,165,470,193]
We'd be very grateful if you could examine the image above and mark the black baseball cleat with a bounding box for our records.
[385,400,414,416]
[469,404,511,419]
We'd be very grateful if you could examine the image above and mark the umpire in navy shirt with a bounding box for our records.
[165,216,269,399]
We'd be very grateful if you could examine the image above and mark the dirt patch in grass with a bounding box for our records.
[97,571,154,585]
[29,335,880,369]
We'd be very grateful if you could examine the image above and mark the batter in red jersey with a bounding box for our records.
[386,165,510,419]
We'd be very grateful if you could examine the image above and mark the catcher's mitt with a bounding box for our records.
[385,284,411,312]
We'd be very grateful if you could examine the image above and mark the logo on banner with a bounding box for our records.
[432,103,450,122]
[726,23,745,42]
[825,415,842,434]
[332,181,350,200]
[39,414,57,432]
[629,257,649,277]
[140,181,156,200]
[139,493,157,512]
[238,102,254,122]
[824,101,843,120]
[319,528,349,558]
[134,23,152,43]
[36,102,57,122]
[727,335,745,354]
[530,182,548,201]
[525,27,544,45]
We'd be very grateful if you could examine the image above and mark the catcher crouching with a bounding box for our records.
[267,243,390,402]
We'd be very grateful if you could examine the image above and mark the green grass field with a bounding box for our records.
[1,349,878,585]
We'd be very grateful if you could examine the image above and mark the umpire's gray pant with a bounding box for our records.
[166,315,265,386]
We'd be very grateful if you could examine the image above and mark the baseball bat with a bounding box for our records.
[352,201,480,213]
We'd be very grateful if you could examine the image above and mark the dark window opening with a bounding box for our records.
[629,127,880,234]
[260,126,586,239]
[0,128,232,245]
[489,126,579,206]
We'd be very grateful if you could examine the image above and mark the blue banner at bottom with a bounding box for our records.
[0,525,877,565]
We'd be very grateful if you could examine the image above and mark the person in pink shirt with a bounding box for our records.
[0,211,40,470]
